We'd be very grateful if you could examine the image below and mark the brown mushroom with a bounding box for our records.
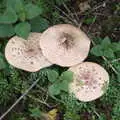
[5,33,52,72]
[40,24,91,67]
[69,62,109,102]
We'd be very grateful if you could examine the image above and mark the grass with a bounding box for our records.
[0,0,120,120]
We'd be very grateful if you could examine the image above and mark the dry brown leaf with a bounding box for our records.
[79,1,91,12]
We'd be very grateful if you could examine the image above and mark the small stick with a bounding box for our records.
[55,5,78,25]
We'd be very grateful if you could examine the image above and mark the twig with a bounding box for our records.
[36,85,47,92]
[0,78,40,120]
[44,92,49,102]
[62,2,79,25]
[58,15,73,24]
[62,2,74,19]
[72,7,80,23]
[55,5,78,25]
[94,110,101,118]
[111,58,120,63]
[102,56,118,74]
[28,95,51,108]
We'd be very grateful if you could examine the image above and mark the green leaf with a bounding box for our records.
[25,3,42,20]
[7,0,16,8]
[0,24,15,37]
[15,22,31,39]
[0,59,6,69]
[90,45,103,56]
[14,0,26,22]
[0,52,7,69]
[84,16,96,25]
[30,16,49,32]
[101,36,111,49]
[110,42,120,52]
[47,70,59,83]
[14,0,25,13]
[103,49,115,58]
[48,84,60,96]
[29,107,41,118]
[60,80,69,92]
[0,7,17,24]
[60,71,73,82]
[7,0,25,21]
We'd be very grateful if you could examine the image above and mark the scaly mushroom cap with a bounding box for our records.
[40,24,91,67]
[5,33,52,72]
[69,62,109,102]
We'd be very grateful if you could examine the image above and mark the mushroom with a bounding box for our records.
[40,24,91,67]
[69,62,109,102]
[5,32,52,72]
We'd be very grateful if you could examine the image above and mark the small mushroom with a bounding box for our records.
[40,24,91,67]
[69,62,109,102]
[5,33,52,72]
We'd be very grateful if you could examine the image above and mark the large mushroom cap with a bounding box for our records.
[40,24,91,67]
[69,62,109,102]
[5,33,52,72]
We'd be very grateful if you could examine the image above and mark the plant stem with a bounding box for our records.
[111,58,120,63]
[28,95,51,108]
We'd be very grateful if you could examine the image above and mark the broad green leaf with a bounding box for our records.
[48,84,60,96]
[15,22,31,39]
[47,70,59,83]
[14,0,26,21]
[0,52,7,69]
[101,36,111,49]
[59,80,69,92]
[7,0,24,8]
[30,16,49,32]
[0,7,17,24]
[0,24,15,37]
[60,71,73,82]
[25,3,42,20]
[30,107,41,118]
[110,42,120,52]
[90,45,103,56]
[103,49,115,58]
[14,0,24,13]
[7,0,15,8]
[7,0,25,21]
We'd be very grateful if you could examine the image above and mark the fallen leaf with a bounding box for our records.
[79,1,91,12]
[47,109,58,120]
